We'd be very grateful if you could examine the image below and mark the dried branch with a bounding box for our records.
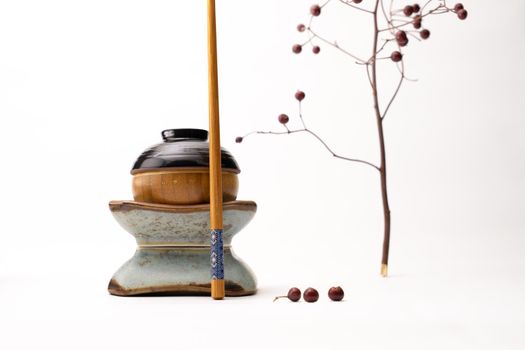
[240,122,380,172]
[382,65,405,120]
[240,0,469,277]
[307,27,366,63]
[339,0,375,14]
[375,38,395,56]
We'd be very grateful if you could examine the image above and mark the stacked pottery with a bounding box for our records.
[108,129,257,296]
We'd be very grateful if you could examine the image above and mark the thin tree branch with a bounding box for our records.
[365,64,374,88]
[241,128,380,171]
[304,129,380,170]
[298,101,307,129]
[375,38,394,56]
[321,0,333,8]
[421,0,434,13]
[380,0,391,23]
[339,0,375,14]
[372,0,393,277]
[382,66,404,120]
[406,31,422,41]
[308,28,367,63]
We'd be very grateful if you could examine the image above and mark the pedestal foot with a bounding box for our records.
[108,247,256,297]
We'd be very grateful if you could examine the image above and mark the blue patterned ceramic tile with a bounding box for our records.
[211,229,224,280]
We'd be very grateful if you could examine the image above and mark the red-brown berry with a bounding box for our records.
[287,287,301,302]
[292,44,302,54]
[310,4,321,16]
[274,287,302,302]
[235,137,243,144]
[403,5,414,16]
[390,51,402,62]
[395,31,409,47]
[454,3,464,11]
[278,114,289,124]
[420,29,430,39]
[395,30,407,41]
[295,90,306,101]
[457,9,468,20]
[297,23,306,32]
[312,46,321,54]
[413,15,422,29]
[328,286,345,301]
[412,3,421,13]
[303,287,319,303]
[353,0,363,3]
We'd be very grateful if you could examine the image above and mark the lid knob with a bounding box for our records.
[161,129,209,142]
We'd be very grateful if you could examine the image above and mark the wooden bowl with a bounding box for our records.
[131,129,241,205]
[132,168,239,205]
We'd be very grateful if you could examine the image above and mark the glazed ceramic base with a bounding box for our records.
[109,247,256,296]
[108,200,257,297]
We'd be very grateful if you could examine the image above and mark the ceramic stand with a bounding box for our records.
[108,200,257,296]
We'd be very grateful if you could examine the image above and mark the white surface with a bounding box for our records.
[1,0,524,349]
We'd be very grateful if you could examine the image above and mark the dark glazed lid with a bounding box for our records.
[131,129,240,174]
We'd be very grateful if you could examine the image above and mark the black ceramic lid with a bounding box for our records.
[131,129,240,174]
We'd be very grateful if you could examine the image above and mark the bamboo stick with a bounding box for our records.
[207,0,225,300]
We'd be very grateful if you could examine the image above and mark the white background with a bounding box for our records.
[1,0,524,348]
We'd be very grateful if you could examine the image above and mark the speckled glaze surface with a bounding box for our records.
[108,200,257,296]
[109,201,256,246]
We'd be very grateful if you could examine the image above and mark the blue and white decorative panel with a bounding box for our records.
[210,229,224,280]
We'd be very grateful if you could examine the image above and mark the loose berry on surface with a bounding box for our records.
[303,287,319,303]
[287,288,301,302]
[328,286,345,301]
[273,287,301,302]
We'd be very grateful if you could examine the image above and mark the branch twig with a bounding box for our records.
[308,28,366,63]
[241,127,380,171]
[339,0,375,14]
